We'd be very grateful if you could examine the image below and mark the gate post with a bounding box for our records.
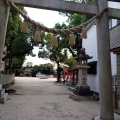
[0,0,10,68]
[0,0,10,87]
[96,0,114,120]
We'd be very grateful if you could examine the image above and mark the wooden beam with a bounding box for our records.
[109,8,120,19]
[113,50,120,54]
[111,47,120,52]
[108,0,120,2]
[10,0,97,15]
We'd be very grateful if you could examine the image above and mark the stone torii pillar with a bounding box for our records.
[0,0,10,86]
[96,0,114,120]
[0,0,10,68]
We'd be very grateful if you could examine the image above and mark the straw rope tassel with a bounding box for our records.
[21,20,28,33]
[81,28,87,39]
[52,35,58,48]
[34,30,41,42]
[69,33,75,45]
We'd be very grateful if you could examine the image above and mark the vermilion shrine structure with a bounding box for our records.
[0,0,120,120]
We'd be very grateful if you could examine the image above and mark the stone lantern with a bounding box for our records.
[73,47,93,96]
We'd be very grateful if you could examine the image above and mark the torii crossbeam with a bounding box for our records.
[0,0,120,120]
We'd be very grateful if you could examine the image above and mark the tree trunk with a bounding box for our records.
[56,62,61,82]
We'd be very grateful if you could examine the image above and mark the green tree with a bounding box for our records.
[4,7,45,74]
[31,63,54,77]
[31,65,41,77]
[3,7,31,74]
[65,55,76,68]
[38,33,68,82]
[39,63,54,75]
[25,62,33,67]
[56,0,96,58]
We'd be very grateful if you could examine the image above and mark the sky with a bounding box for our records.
[23,7,67,66]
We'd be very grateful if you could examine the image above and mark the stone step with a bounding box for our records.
[0,89,5,97]
[68,86,75,92]
[0,93,8,104]
[69,92,94,101]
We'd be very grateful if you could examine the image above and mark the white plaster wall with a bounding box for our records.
[108,1,118,76]
[111,53,117,76]
[82,24,117,93]
[83,25,97,62]
[112,19,117,28]
[108,1,120,9]
[83,25,99,93]
[87,75,99,93]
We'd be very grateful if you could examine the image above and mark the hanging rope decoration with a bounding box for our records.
[21,20,28,33]
[81,27,87,39]
[7,0,99,47]
[69,33,75,45]
[52,35,58,48]
[34,29,41,42]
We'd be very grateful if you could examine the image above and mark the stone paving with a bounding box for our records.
[0,77,119,120]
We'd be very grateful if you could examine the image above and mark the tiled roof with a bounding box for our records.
[110,24,120,50]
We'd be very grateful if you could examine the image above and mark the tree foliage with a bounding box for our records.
[38,33,68,82]
[4,7,45,74]
[4,7,30,74]
[57,0,96,57]
[65,56,77,68]
[31,63,54,77]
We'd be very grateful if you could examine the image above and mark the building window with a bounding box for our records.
[87,61,97,74]
[109,19,112,29]
[117,20,120,24]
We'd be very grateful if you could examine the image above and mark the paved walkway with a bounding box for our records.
[0,77,120,120]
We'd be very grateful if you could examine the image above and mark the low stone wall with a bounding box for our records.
[0,73,15,87]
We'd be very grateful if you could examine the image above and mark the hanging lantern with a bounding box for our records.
[52,35,58,48]
[81,27,87,39]
[34,29,41,42]
[69,33,75,45]
[21,20,28,33]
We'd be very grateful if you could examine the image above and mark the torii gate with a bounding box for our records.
[0,0,120,120]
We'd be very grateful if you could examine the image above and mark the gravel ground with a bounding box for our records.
[0,77,119,120]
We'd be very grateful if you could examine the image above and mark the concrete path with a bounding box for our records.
[0,77,119,120]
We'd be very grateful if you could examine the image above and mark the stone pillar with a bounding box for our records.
[96,0,114,120]
[74,65,90,96]
[117,55,120,108]
[0,0,10,89]
[0,0,10,68]
[77,65,90,85]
